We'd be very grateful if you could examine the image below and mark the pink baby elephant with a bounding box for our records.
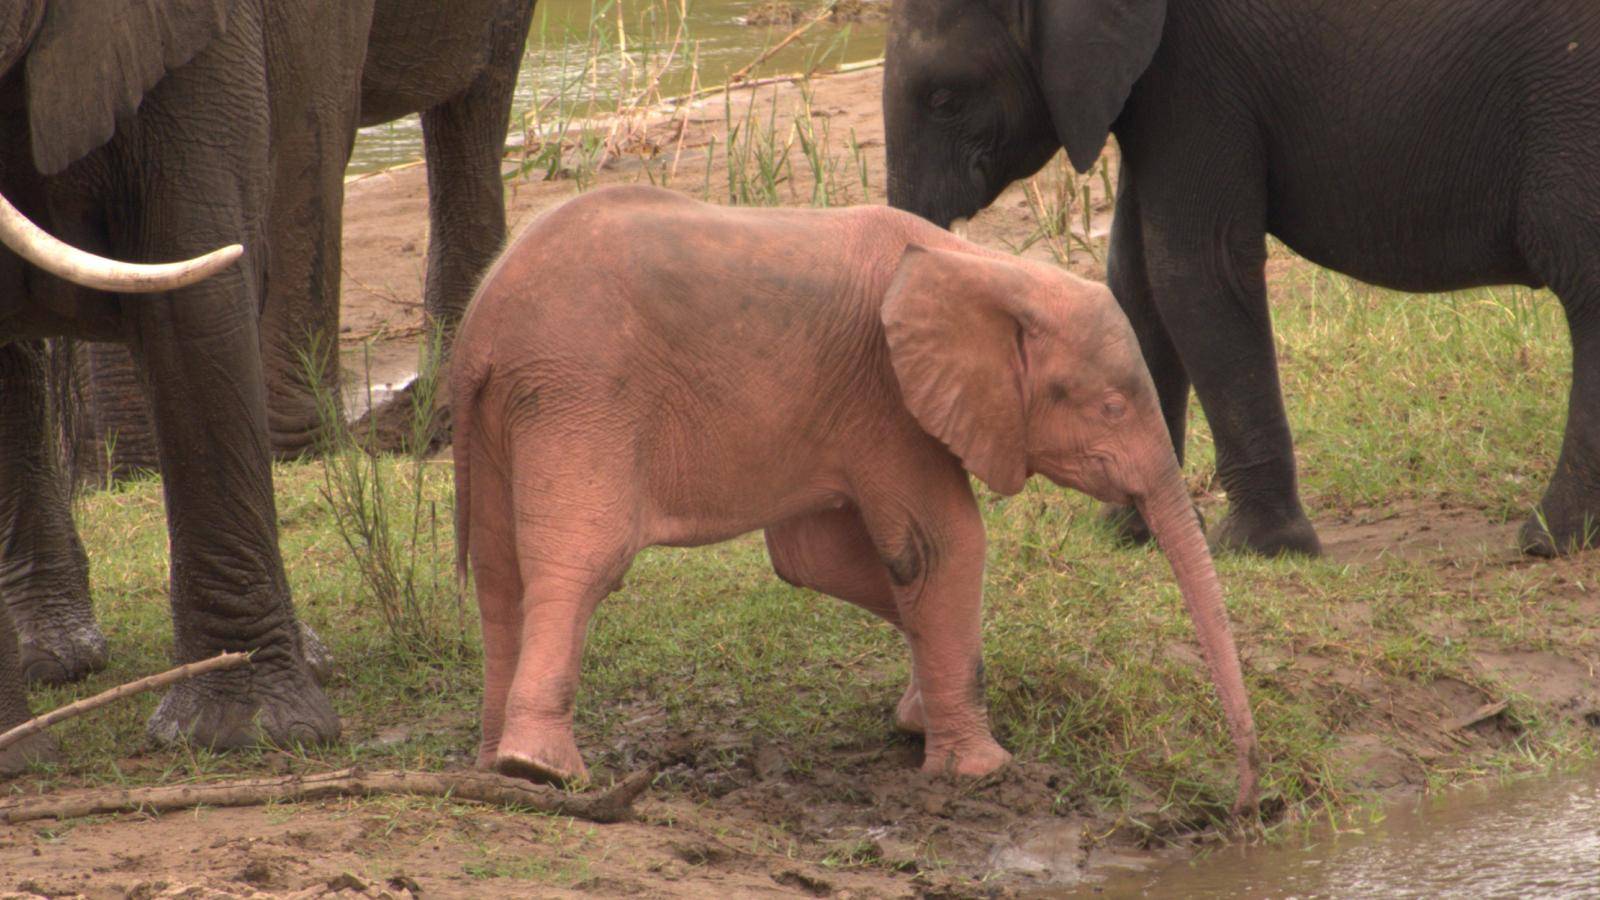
[453,185,1260,813]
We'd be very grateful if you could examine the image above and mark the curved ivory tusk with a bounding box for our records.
[0,189,242,293]
[949,216,970,240]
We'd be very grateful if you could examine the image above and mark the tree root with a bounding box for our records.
[0,766,654,825]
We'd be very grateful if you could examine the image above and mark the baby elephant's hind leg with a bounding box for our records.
[766,507,925,734]
[494,502,635,787]
[465,451,522,770]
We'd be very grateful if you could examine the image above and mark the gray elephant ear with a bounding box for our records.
[1035,0,1166,174]
[881,245,1037,497]
[25,0,236,176]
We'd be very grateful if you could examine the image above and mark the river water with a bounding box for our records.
[1072,768,1600,898]
[348,0,888,173]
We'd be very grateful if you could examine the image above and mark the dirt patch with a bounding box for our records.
[0,750,1182,899]
[1318,501,1522,566]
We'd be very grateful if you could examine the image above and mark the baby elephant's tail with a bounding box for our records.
[452,345,491,588]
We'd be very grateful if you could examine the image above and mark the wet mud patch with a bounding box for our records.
[571,720,1222,895]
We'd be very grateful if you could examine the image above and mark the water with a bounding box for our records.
[1077,769,1600,899]
[349,0,888,173]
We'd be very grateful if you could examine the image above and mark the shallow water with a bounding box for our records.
[1074,769,1600,899]
[348,0,887,173]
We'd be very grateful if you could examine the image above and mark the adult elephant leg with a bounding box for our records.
[130,256,338,748]
[418,0,534,350]
[257,0,375,460]
[0,340,105,685]
[359,1,536,452]
[1097,165,1196,546]
[1138,147,1320,558]
[1519,203,1600,555]
[117,6,337,748]
[0,595,59,776]
[74,341,159,480]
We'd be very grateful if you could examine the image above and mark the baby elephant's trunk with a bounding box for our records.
[1134,449,1261,815]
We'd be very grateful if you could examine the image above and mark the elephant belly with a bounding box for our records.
[644,474,852,550]
[1267,212,1539,296]
[1262,146,1539,295]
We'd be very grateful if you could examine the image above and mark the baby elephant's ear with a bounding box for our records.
[881,245,1034,496]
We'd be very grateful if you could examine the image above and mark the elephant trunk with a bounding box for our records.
[0,189,242,293]
[1134,449,1261,815]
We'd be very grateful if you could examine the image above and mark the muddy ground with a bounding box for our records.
[5,65,1600,899]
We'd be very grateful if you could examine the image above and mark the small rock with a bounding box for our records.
[669,839,731,866]
[753,743,788,780]
[771,867,832,897]
[325,873,367,893]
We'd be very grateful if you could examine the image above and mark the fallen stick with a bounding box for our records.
[0,766,655,825]
[0,651,251,752]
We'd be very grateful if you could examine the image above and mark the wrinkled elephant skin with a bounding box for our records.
[453,186,1260,812]
[0,0,343,756]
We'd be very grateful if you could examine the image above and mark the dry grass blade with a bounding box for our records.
[0,652,251,752]
[0,766,656,825]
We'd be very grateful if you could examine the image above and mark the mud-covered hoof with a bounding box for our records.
[297,621,335,686]
[146,656,339,750]
[494,746,588,787]
[1209,507,1321,558]
[1519,509,1600,558]
[19,623,108,686]
[0,730,60,778]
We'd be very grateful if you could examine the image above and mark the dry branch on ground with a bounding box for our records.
[0,766,654,825]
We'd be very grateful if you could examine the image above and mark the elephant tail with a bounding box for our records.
[452,349,492,588]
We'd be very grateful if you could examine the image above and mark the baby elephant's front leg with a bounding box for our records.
[881,518,1010,777]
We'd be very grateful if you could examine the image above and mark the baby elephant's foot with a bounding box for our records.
[494,726,588,787]
[475,739,499,770]
[894,682,927,735]
[920,733,1012,778]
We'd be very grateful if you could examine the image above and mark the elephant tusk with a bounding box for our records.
[0,189,242,293]
[949,216,970,240]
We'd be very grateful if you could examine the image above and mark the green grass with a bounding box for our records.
[12,244,1599,860]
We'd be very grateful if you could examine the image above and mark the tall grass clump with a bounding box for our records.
[302,332,469,665]
[1013,152,1117,265]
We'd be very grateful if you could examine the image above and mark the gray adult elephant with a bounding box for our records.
[78,0,540,471]
[0,0,369,773]
[11,0,537,694]
[881,0,1600,558]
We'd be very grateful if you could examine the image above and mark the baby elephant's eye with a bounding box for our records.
[1101,396,1128,421]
